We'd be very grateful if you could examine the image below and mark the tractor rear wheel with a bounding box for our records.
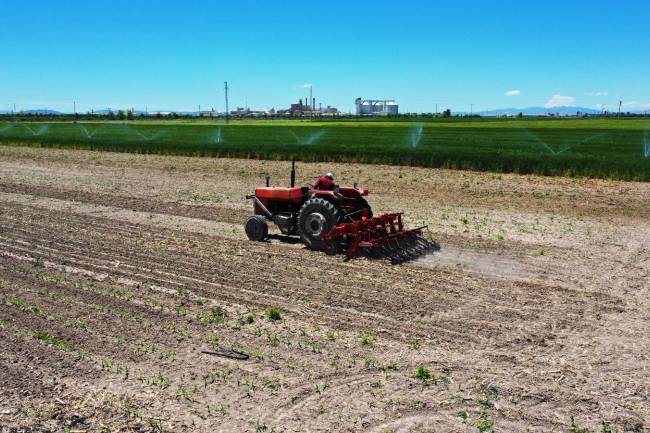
[245,215,268,241]
[298,198,340,250]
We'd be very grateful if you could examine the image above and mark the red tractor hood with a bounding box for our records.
[255,187,305,203]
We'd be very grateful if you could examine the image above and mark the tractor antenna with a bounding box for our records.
[290,159,296,188]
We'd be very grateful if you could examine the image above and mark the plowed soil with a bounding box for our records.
[0,146,648,433]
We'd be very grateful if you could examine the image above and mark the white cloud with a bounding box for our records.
[505,90,521,97]
[584,91,608,97]
[544,94,575,108]
[621,101,650,109]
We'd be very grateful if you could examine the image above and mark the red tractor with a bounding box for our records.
[245,161,438,263]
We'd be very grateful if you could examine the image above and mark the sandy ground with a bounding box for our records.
[0,145,648,433]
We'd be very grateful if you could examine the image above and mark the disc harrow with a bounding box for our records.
[323,212,439,264]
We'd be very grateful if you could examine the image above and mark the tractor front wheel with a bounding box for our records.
[298,198,340,250]
[245,215,268,241]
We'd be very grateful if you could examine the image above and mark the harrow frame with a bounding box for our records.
[323,212,439,264]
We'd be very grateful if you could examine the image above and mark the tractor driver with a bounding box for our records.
[314,172,337,191]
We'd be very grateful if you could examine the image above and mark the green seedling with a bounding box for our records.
[360,333,376,347]
[265,307,282,322]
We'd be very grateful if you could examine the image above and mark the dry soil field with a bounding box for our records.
[0,146,648,433]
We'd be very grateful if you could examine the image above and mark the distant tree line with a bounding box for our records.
[1,109,648,122]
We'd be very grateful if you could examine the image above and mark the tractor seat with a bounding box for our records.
[255,187,306,203]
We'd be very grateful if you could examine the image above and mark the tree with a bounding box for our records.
[442,109,451,118]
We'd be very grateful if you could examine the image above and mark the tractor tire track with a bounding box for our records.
[0,202,615,351]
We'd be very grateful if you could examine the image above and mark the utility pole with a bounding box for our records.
[309,85,313,120]
[224,81,229,124]
[470,104,474,116]
[73,101,76,116]
[198,104,201,118]
[618,100,622,119]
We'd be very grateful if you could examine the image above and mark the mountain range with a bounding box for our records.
[0,109,62,115]
[473,106,603,116]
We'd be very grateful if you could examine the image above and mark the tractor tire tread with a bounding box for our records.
[298,197,340,250]
[245,215,268,241]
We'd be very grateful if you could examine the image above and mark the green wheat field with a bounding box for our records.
[1,118,649,181]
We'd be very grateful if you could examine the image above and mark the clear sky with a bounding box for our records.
[1,1,649,113]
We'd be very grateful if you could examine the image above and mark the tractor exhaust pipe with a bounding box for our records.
[290,159,296,187]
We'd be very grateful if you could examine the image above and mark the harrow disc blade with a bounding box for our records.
[374,233,439,264]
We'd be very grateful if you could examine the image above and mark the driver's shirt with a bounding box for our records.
[314,177,336,190]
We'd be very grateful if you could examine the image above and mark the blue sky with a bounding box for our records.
[1,1,649,113]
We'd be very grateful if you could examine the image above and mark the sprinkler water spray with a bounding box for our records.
[410,125,424,148]
[519,128,562,155]
[78,124,102,139]
[289,129,326,145]
[37,124,49,136]
[212,127,223,143]
[124,124,166,141]
[23,124,49,136]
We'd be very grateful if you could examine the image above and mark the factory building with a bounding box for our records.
[289,98,315,114]
[282,98,338,115]
[355,98,399,115]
